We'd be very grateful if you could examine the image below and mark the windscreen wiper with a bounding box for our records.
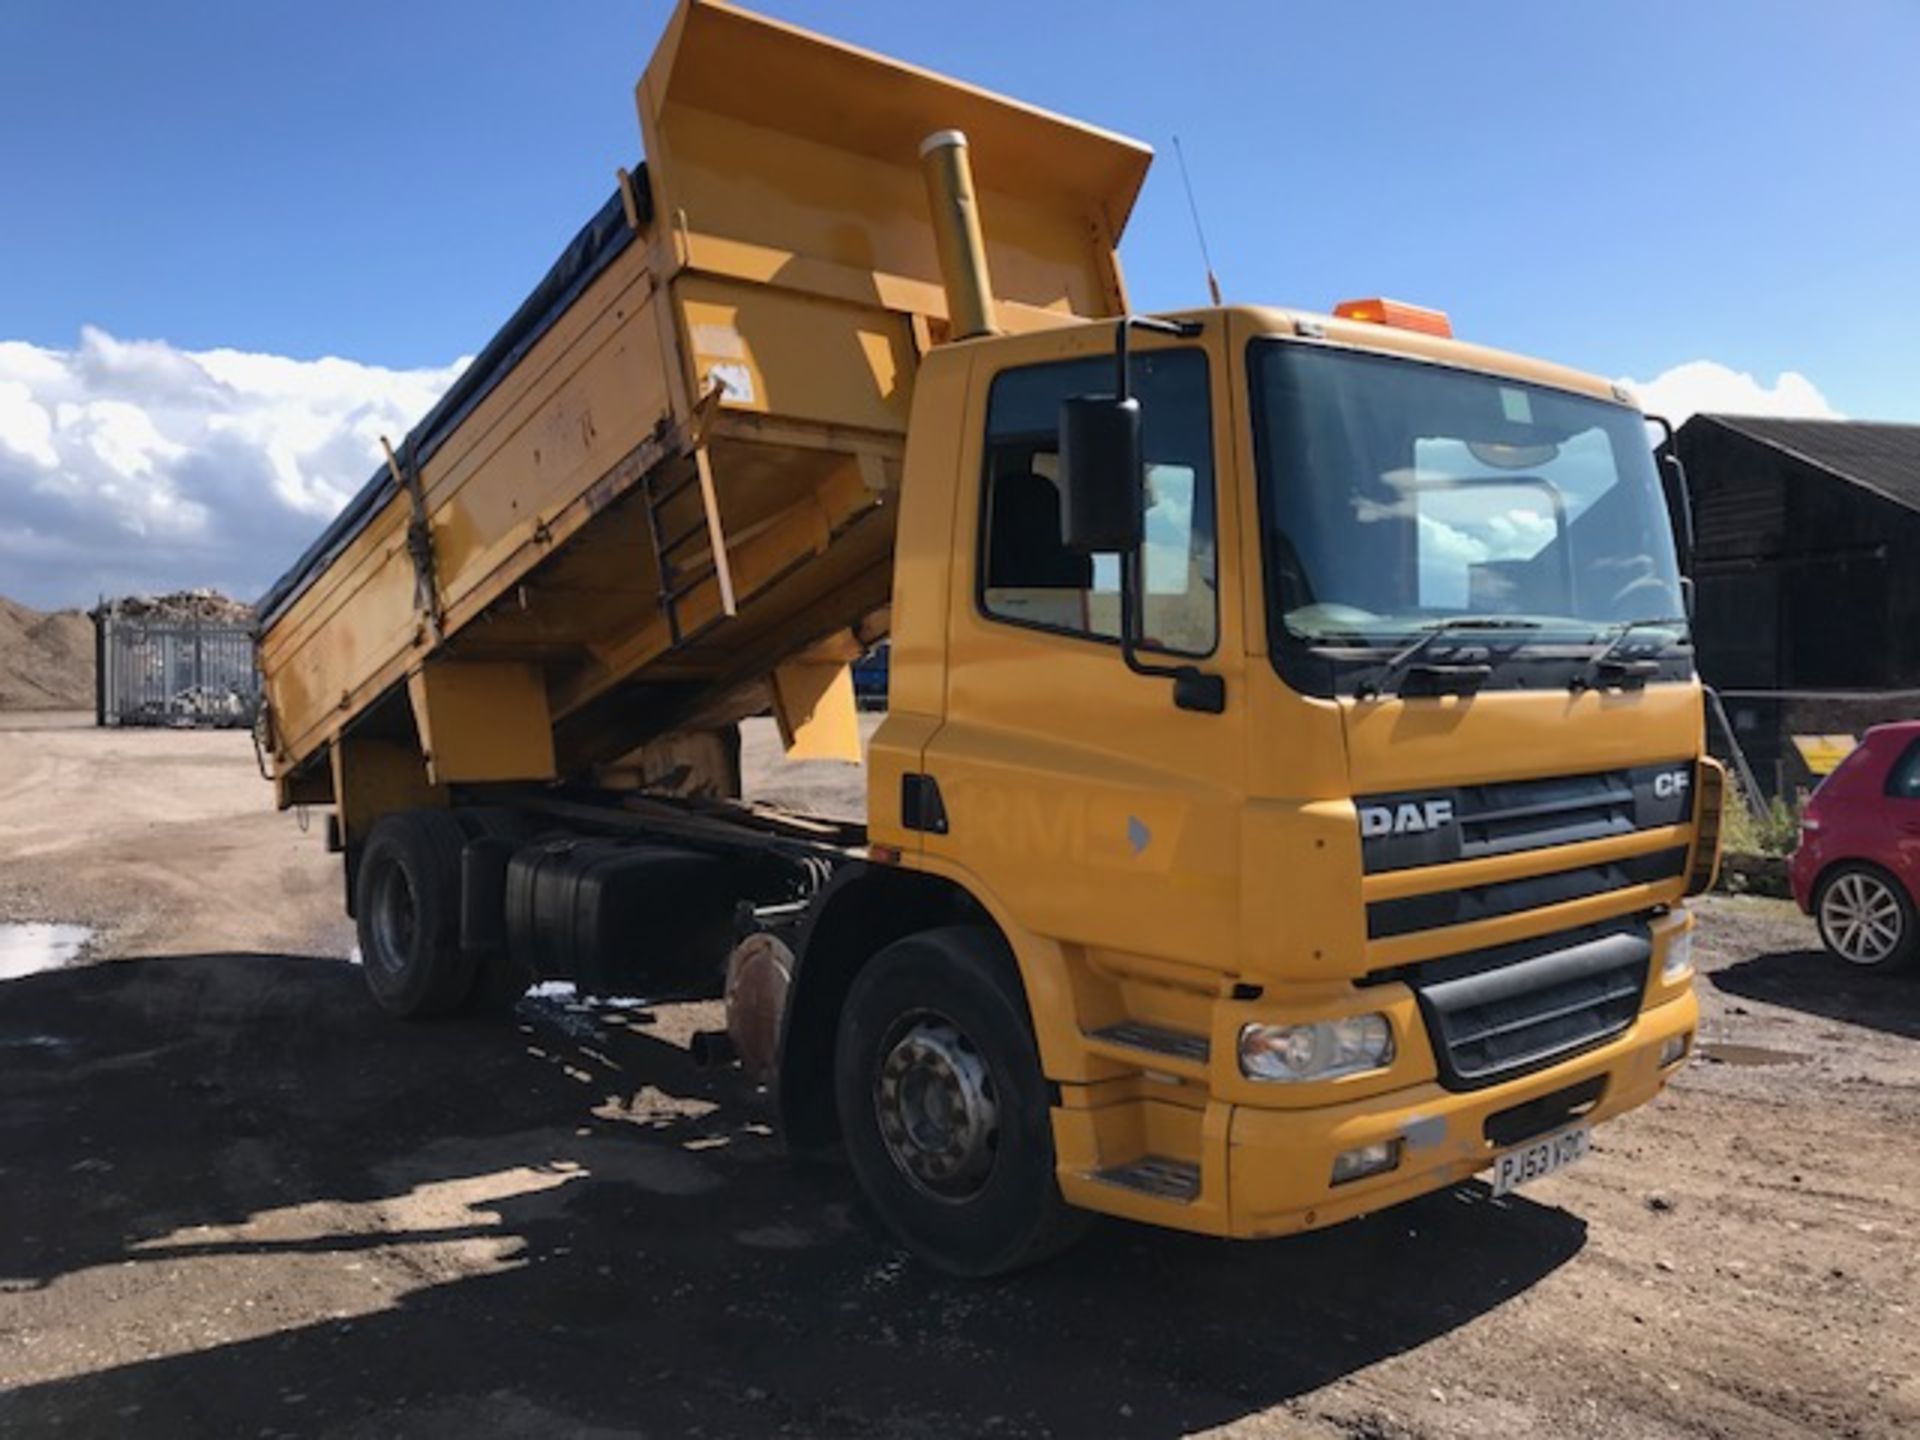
[1574,616,1689,693]
[1357,617,1546,701]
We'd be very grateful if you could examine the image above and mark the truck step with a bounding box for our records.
[1091,1156,1202,1203]
[1088,1021,1210,1064]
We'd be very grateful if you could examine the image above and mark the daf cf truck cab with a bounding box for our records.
[831,296,1718,1272]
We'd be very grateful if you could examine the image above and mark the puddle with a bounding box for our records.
[0,924,93,981]
[1697,1042,1808,1068]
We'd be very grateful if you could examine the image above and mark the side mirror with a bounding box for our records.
[1645,414,1694,578]
[1058,395,1143,554]
[1659,451,1695,576]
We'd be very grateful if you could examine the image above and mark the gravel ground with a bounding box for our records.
[1,714,1915,1437]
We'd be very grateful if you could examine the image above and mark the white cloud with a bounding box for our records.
[1619,360,1841,428]
[0,327,466,610]
[0,381,58,468]
[1481,506,1557,558]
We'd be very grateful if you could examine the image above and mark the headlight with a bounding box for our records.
[1239,1014,1394,1082]
[1662,927,1694,982]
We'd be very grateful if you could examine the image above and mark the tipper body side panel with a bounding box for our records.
[256,0,1148,815]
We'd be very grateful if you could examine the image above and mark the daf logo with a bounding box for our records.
[1360,799,1456,838]
[1653,770,1691,801]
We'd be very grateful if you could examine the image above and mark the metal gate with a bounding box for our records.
[95,617,259,728]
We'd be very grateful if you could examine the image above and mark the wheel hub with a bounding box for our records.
[873,1016,999,1201]
[1822,873,1903,965]
[368,863,418,977]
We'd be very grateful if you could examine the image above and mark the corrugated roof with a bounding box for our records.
[1694,415,1920,514]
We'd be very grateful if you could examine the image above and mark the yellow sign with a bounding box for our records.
[1790,733,1858,775]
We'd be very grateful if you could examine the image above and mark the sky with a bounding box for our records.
[1,0,1915,610]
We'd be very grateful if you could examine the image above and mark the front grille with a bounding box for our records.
[1367,846,1689,939]
[1358,761,1695,875]
[1395,922,1652,1090]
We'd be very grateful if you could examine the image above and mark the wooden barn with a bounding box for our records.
[1675,415,1920,797]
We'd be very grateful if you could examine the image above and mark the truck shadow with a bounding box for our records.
[0,953,1588,1437]
[1709,948,1920,1041]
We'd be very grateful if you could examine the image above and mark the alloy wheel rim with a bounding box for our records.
[1821,872,1903,965]
[872,1013,1000,1202]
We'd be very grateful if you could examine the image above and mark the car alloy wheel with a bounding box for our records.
[1819,870,1906,966]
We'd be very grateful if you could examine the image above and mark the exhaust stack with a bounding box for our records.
[919,130,999,340]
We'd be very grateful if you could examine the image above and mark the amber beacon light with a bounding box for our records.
[1333,297,1453,338]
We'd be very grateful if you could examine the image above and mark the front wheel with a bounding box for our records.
[834,927,1088,1276]
[1814,864,1918,971]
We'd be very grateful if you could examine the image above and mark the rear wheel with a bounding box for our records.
[1814,864,1918,971]
[834,926,1088,1276]
[354,809,474,1016]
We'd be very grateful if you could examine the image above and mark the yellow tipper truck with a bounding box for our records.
[257,0,1725,1274]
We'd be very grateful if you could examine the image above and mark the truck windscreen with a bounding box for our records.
[1250,340,1686,663]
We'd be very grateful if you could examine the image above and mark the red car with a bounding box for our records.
[1789,721,1920,971]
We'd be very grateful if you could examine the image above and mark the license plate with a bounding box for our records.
[1490,1124,1591,1196]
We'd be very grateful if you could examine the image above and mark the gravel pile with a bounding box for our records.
[92,589,255,624]
[0,597,93,710]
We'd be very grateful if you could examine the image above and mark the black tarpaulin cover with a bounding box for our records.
[254,167,649,631]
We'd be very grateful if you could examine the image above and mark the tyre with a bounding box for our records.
[354,809,476,1017]
[834,926,1089,1276]
[1814,863,1919,972]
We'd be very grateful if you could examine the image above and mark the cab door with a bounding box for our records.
[918,325,1246,974]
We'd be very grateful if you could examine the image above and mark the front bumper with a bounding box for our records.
[1222,984,1697,1237]
[1788,842,1819,912]
[1053,979,1698,1239]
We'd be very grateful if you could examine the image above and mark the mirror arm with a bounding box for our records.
[1113,315,1217,712]
[1117,469,1226,715]
[1113,315,1204,401]
[1076,313,1222,712]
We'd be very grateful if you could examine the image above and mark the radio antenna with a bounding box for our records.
[1172,134,1224,306]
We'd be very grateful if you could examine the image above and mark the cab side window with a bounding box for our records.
[979,348,1217,656]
